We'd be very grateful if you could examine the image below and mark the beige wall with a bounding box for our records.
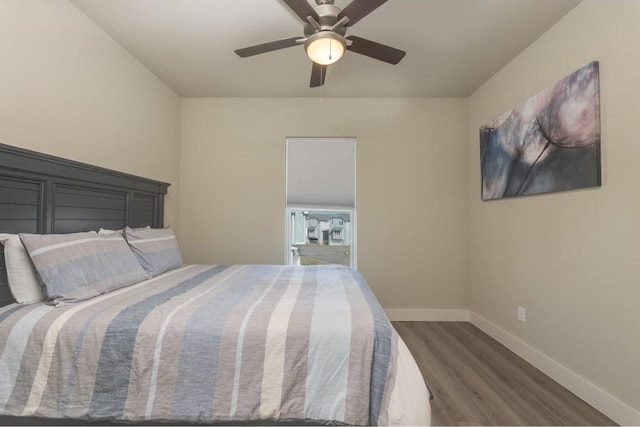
[179,97,468,309]
[468,0,640,411]
[0,0,181,228]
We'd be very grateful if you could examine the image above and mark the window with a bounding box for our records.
[285,137,356,268]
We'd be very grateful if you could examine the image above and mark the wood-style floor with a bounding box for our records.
[393,321,616,426]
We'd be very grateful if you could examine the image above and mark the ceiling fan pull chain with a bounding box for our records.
[320,66,325,102]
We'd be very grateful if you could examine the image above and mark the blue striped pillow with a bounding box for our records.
[123,227,182,277]
[20,231,149,305]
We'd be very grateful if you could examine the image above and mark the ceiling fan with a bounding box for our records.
[234,0,406,88]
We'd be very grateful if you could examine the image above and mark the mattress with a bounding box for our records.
[0,264,430,425]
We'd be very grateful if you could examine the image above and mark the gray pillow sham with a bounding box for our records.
[20,231,149,305]
[123,226,182,277]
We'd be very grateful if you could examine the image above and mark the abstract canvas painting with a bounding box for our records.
[480,61,601,200]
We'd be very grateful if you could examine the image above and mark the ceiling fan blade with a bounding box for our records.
[346,36,406,65]
[234,37,301,58]
[338,0,387,27]
[310,62,327,87]
[282,0,320,23]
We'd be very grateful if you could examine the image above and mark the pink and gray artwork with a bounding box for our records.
[480,61,601,200]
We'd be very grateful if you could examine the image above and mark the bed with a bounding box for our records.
[0,143,430,425]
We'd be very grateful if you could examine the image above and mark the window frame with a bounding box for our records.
[285,205,357,269]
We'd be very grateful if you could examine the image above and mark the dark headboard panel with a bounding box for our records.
[0,143,170,306]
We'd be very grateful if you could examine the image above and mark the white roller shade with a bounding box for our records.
[286,137,355,207]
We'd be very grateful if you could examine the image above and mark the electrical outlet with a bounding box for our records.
[517,306,526,323]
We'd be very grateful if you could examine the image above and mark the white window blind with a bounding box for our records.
[286,137,356,207]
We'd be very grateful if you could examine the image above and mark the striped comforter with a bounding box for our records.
[0,264,430,425]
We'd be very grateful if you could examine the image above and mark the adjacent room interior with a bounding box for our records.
[0,0,638,425]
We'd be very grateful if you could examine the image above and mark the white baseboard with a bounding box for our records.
[469,312,640,426]
[385,308,470,321]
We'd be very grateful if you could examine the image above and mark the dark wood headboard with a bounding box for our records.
[0,143,170,306]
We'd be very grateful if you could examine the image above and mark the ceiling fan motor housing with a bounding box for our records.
[303,4,346,37]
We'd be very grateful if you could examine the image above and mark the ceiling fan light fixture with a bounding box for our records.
[305,31,345,65]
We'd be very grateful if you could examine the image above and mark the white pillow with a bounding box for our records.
[0,233,45,304]
[98,226,149,235]
[98,228,121,235]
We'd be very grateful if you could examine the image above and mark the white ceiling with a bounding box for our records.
[71,0,581,98]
